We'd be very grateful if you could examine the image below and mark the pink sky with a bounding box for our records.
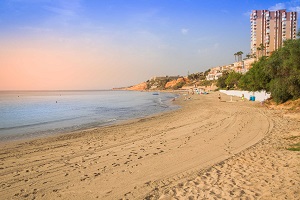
[0,36,155,90]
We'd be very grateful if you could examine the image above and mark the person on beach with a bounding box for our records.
[241,94,244,101]
[218,94,221,101]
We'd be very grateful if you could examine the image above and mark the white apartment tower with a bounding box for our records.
[250,9,297,57]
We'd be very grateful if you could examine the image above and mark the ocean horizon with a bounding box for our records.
[0,90,179,142]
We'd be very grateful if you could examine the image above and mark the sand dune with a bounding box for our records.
[0,92,299,199]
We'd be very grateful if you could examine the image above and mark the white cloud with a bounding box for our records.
[181,28,189,35]
[269,3,286,11]
[44,6,76,16]
[268,1,300,13]
[285,0,300,12]
[289,6,300,12]
[243,11,252,17]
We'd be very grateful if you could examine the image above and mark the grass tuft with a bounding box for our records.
[286,142,300,151]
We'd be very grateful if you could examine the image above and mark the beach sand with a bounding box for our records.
[0,92,299,199]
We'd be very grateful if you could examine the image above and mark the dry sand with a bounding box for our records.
[0,92,299,200]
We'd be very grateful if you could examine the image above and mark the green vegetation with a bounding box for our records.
[256,43,265,58]
[198,80,215,87]
[187,71,215,88]
[216,71,229,89]
[172,81,185,90]
[219,30,300,104]
[146,77,171,90]
[225,71,243,89]
[242,32,300,103]
[239,56,270,91]
[284,136,300,151]
[234,51,244,62]
[187,71,208,81]
[287,142,300,151]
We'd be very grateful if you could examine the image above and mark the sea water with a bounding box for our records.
[0,90,179,141]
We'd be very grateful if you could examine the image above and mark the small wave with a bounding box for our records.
[152,97,169,108]
[106,118,117,122]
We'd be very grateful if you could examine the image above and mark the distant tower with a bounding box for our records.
[250,9,297,58]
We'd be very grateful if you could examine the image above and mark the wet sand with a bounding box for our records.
[0,92,299,199]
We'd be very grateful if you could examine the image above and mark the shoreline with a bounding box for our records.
[0,90,180,144]
[0,92,299,199]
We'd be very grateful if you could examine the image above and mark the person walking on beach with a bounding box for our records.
[241,94,244,101]
[218,94,221,101]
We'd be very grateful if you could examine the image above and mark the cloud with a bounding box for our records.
[43,6,76,16]
[289,6,300,12]
[269,3,286,11]
[243,11,252,17]
[43,0,82,16]
[268,1,300,12]
[181,28,189,35]
[285,0,300,12]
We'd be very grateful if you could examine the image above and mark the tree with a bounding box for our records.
[172,81,185,90]
[239,31,300,103]
[216,71,229,89]
[256,46,261,58]
[265,36,300,103]
[204,69,211,76]
[199,80,215,87]
[225,71,243,89]
[239,56,270,91]
[234,51,243,62]
[188,73,200,81]
[257,43,265,58]
[237,51,244,62]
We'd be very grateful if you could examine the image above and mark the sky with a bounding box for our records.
[0,0,299,90]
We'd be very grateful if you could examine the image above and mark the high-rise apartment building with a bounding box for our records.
[250,9,297,57]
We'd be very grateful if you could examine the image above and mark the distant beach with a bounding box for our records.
[0,92,299,199]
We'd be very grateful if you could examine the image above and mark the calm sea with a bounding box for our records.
[0,90,179,142]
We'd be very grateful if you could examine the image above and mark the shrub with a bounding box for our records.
[172,81,185,90]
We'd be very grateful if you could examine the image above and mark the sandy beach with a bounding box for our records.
[0,92,299,200]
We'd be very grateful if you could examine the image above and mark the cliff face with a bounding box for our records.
[165,77,187,88]
[124,77,191,91]
[126,82,148,91]
[123,77,191,91]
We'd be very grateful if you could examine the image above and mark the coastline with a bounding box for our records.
[0,90,179,143]
[0,92,299,199]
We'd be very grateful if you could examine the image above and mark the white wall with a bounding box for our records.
[219,90,271,102]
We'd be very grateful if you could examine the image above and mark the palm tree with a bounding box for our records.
[236,51,243,62]
[234,52,237,62]
[259,43,265,57]
[239,51,243,61]
[256,44,265,58]
[256,46,261,58]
